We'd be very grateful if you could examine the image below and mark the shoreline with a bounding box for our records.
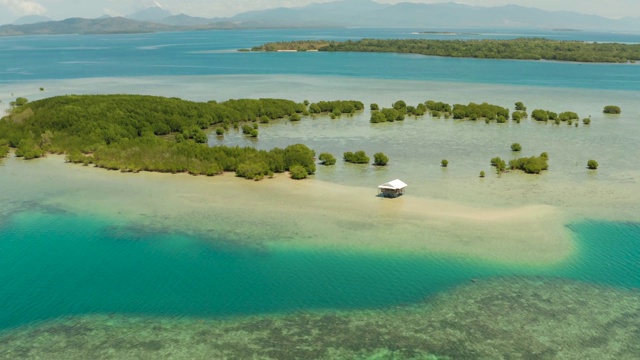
[1,154,576,265]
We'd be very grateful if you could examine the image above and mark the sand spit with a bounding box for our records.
[1,277,638,359]
[1,155,573,265]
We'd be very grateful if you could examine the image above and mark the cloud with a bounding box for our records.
[0,0,47,15]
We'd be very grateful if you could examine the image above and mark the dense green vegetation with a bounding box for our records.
[532,108,581,124]
[511,143,522,152]
[289,165,309,180]
[508,155,549,174]
[603,105,621,114]
[441,159,448,167]
[587,159,599,170]
[491,156,507,174]
[0,140,10,160]
[479,171,485,178]
[492,152,548,174]
[254,38,640,63]
[343,151,369,164]
[370,107,406,123]
[0,95,319,180]
[515,102,527,111]
[511,111,527,122]
[452,102,509,121]
[318,152,336,166]
[373,152,389,166]
[308,100,364,116]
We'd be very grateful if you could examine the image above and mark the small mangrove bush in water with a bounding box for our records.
[508,155,549,174]
[318,152,336,166]
[344,151,369,164]
[587,159,599,169]
[373,152,389,166]
[603,105,621,114]
[511,143,522,152]
[441,159,449,167]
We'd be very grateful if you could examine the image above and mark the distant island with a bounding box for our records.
[251,38,640,63]
[416,32,478,36]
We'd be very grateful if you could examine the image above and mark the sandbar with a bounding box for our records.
[0,155,574,265]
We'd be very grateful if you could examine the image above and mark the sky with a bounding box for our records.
[1,0,638,24]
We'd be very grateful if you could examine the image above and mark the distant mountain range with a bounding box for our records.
[1,0,638,36]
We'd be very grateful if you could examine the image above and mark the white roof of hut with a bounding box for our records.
[378,179,408,190]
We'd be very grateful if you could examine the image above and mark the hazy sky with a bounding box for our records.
[1,0,638,24]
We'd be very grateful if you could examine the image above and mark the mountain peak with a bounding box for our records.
[127,5,172,22]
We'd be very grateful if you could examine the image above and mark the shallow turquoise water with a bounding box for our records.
[1,210,638,331]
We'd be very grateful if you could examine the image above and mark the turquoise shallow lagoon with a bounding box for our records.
[1,209,638,332]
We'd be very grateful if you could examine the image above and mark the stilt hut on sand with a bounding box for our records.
[377,179,407,198]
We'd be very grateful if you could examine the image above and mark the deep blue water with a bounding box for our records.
[1,28,639,90]
[0,211,638,331]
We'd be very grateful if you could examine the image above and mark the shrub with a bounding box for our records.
[531,109,549,121]
[250,129,258,138]
[441,159,448,167]
[511,143,522,152]
[381,108,402,122]
[241,125,253,134]
[290,113,301,121]
[236,161,270,180]
[479,171,485,178]
[559,111,579,121]
[512,111,523,122]
[370,103,379,111]
[332,108,342,118]
[491,156,507,173]
[215,127,225,136]
[508,156,549,174]
[603,105,621,114]
[587,159,598,169]
[344,151,369,164]
[392,100,407,111]
[283,144,316,174]
[425,100,452,113]
[583,118,591,125]
[289,165,309,179]
[373,152,389,166]
[370,111,387,123]
[540,152,549,160]
[515,102,527,111]
[318,152,336,165]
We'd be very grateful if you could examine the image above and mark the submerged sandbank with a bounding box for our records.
[0,155,574,265]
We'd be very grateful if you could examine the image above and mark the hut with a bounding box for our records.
[378,179,407,198]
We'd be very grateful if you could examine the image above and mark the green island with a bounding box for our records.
[0,95,325,180]
[251,38,640,63]
[0,94,605,178]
